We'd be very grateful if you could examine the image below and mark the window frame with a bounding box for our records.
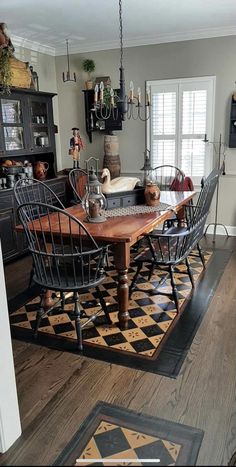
[146,76,216,186]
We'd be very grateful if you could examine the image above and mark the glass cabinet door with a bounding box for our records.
[30,99,51,150]
[0,98,26,152]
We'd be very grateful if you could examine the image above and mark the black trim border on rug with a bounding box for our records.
[8,284,41,314]
[9,249,232,378]
[53,401,204,466]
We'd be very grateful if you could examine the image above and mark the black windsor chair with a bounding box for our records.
[68,168,88,204]
[129,212,208,313]
[14,177,65,210]
[130,168,220,310]
[152,164,193,231]
[14,177,66,290]
[152,165,186,191]
[17,202,112,351]
[68,167,112,266]
[164,168,220,268]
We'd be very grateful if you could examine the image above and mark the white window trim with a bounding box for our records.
[146,76,216,186]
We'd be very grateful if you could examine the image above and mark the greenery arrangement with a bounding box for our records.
[103,86,119,108]
[0,47,13,94]
[82,59,95,78]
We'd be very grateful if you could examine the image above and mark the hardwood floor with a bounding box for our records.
[1,235,236,465]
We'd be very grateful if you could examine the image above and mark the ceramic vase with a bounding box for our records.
[144,182,160,206]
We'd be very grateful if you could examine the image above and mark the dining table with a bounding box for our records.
[16,190,195,329]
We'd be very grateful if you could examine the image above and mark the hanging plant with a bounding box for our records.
[0,47,13,95]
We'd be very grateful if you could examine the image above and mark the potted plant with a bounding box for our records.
[82,59,95,90]
[0,47,12,94]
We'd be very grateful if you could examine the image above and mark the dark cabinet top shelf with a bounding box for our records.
[0,88,58,175]
[0,86,57,98]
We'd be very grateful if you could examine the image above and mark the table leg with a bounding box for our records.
[112,242,130,330]
[177,205,185,227]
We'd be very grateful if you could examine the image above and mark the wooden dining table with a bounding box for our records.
[16,190,195,329]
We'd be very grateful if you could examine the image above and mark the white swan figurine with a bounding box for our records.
[101,168,141,194]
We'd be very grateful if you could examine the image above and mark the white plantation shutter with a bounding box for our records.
[147,77,215,185]
[151,86,177,168]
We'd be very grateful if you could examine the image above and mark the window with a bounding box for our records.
[146,76,215,185]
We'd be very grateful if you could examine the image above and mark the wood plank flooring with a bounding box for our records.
[1,235,236,465]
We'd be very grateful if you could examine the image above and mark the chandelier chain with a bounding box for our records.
[93,0,150,121]
[119,0,123,69]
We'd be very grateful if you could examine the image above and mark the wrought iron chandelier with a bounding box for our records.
[62,39,76,83]
[93,0,150,121]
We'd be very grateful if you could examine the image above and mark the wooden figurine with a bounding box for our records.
[68,127,85,169]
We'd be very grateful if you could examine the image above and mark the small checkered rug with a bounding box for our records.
[9,248,230,377]
[53,401,204,466]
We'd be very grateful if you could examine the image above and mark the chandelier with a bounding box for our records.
[62,39,76,83]
[93,0,150,122]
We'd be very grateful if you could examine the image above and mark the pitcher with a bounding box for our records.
[34,161,49,181]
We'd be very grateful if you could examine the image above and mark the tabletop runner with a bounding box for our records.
[104,202,172,218]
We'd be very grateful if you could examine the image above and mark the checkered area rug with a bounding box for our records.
[10,250,212,361]
[76,418,182,464]
[54,401,204,466]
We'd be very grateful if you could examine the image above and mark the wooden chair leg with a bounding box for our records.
[96,287,112,324]
[129,262,143,298]
[169,265,179,313]
[185,256,195,288]
[73,292,83,352]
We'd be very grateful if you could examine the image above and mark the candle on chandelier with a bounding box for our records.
[100,81,104,102]
[137,87,141,104]
[146,87,150,105]
[110,88,114,106]
[129,81,134,101]
[94,84,98,104]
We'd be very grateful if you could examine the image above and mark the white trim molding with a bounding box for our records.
[12,25,236,57]
[0,241,21,453]
[12,35,55,56]
[205,224,236,236]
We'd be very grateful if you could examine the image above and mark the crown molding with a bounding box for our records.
[12,26,236,57]
[12,35,55,56]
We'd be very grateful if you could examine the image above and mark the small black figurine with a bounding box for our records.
[29,65,39,91]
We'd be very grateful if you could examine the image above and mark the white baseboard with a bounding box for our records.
[205,224,236,236]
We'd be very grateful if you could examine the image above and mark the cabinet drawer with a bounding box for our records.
[0,193,14,211]
[122,195,136,207]
[47,180,65,195]
[106,197,121,209]
[0,209,18,259]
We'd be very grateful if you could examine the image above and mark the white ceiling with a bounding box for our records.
[2,0,236,56]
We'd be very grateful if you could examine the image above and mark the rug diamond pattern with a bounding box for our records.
[10,251,211,358]
[77,420,182,465]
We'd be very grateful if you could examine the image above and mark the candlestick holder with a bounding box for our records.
[203,133,229,243]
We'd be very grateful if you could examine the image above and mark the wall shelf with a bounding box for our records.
[229,97,236,148]
[83,89,122,142]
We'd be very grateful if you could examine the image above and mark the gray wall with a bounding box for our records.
[16,35,236,227]
[55,36,236,226]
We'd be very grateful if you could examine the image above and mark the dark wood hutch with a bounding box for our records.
[0,87,67,262]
